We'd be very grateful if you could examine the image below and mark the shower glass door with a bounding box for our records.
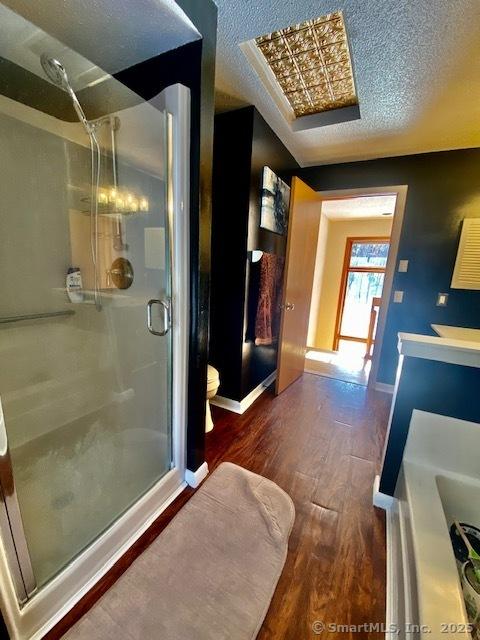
[0,15,175,592]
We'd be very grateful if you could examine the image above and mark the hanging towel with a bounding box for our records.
[255,253,285,346]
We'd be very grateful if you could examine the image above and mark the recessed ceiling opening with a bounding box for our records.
[255,11,357,118]
[242,11,359,131]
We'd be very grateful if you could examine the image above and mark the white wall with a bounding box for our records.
[308,215,393,351]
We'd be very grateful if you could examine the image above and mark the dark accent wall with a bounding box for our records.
[297,149,480,385]
[380,357,480,496]
[210,107,299,401]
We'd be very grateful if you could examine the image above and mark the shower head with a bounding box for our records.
[40,54,94,135]
[40,54,70,90]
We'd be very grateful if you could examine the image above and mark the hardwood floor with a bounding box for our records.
[207,374,390,640]
[48,373,390,640]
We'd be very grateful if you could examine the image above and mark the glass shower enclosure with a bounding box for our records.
[0,6,188,634]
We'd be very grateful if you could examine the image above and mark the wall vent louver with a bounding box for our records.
[451,218,480,290]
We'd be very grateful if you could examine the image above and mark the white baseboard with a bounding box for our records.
[210,371,276,415]
[385,506,397,640]
[209,395,243,414]
[372,474,395,510]
[374,382,394,394]
[185,462,209,488]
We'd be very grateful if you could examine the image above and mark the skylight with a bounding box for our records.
[254,11,357,119]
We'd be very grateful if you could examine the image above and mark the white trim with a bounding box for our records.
[374,382,394,394]
[209,396,243,414]
[239,41,294,124]
[185,462,209,489]
[385,505,398,640]
[240,40,360,132]
[372,474,394,510]
[210,371,277,415]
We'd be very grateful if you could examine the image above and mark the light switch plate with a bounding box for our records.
[398,260,409,273]
[393,290,404,303]
[436,293,449,306]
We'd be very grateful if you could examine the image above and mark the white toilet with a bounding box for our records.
[206,365,220,433]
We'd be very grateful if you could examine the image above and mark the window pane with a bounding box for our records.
[349,242,389,268]
[340,271,385,338]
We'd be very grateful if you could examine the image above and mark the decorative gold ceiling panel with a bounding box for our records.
[255,12,357,118]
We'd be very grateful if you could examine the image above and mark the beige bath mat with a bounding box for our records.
[64,462,295,640]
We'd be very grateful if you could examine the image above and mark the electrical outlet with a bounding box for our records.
[437,293,449,307]
[398,260,409,273]
[393,290,404,303]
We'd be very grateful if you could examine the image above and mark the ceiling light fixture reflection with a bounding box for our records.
[97,187,149,215]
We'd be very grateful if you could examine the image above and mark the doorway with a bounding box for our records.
[304,187,407,388]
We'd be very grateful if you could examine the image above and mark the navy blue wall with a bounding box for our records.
[210,108,254,401]
[379,357,480,496]
[210,107,298,401]
[297,149,480,384]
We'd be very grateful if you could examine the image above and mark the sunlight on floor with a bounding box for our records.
[306,344,371,376]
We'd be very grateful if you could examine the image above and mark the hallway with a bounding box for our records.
[208,374,391,639]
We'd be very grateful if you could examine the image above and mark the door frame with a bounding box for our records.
[333,235,390,352]
[313,185,408,389]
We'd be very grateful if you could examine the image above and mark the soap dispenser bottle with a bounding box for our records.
[66,267,84,303]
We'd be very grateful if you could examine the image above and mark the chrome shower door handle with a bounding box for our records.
[147,299,171,336]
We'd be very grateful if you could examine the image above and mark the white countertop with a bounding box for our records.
[398,330,480,368]
[432,324,480,343]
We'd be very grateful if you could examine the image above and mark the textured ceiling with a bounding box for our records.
[215,0,480,166]
[321,195,397,220]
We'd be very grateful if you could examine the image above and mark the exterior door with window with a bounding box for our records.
[334,238,390,356]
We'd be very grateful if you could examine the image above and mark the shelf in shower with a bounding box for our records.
[0,310,75,324]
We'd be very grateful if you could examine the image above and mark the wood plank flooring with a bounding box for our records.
[207,374,390,640]
[48,373,391,640]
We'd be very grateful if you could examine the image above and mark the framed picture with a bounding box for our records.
[260,166,290,235]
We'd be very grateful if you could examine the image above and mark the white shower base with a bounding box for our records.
[0,462,185,640]
[12,412,172,588]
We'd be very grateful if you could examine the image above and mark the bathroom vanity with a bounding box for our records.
[378,328,480,639]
